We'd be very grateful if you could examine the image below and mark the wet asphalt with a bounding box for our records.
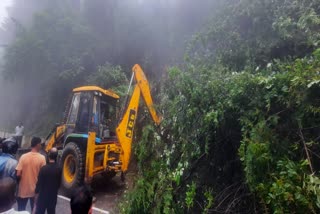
[14,174,128,214]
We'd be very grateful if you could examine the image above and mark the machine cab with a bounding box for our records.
[66,86,120,139]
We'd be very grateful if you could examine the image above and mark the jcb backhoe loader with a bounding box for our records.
[44,64,161,192]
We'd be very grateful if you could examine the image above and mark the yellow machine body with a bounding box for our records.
[45,64,161,190]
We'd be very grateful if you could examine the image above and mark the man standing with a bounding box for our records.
[15,123,24,148]
[16,137,46,211]
[0,178,29,214]
[34,148,61,214]
[0,137,18,180]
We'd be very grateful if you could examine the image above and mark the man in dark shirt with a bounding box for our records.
[34,147,61,214]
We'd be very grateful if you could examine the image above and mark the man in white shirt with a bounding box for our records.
[15,123,24,148]
[0,178,29,214]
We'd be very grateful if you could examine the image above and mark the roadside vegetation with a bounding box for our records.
[1,0,320,213]
[120,1,320,213]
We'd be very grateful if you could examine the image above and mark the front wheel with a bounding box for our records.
[61,142,85,192]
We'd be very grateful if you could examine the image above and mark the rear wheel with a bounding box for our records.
[61,142,85,192]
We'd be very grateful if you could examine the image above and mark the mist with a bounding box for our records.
[0,0,218,135]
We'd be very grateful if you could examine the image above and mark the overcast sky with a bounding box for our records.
[0,0,12,24]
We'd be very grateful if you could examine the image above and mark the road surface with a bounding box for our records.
[14,173,133,214]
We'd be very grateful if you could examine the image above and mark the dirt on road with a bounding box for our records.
[90,171,136,213]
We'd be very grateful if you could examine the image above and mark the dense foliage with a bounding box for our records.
[120,52,320,214]
[120,0,320,213]
[189,0,320,71]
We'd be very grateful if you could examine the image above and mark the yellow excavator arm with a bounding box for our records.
[44,124,66,152]
[132,64,161,125]
[116,64,161,171]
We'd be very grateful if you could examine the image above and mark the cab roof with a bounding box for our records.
[73,86,120,99]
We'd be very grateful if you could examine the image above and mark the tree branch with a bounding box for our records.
[298,126,314,173]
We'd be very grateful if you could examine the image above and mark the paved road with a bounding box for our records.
[14,174,128,214]
[14,197,110,214]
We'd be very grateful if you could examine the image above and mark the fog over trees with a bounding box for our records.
[1,0,320,213]
[0,0,216,134]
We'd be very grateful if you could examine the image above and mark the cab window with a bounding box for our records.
[67,93,80,124]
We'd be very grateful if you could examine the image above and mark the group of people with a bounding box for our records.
[0,135,93,214]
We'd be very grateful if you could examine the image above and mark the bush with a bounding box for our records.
[120,49,320,213]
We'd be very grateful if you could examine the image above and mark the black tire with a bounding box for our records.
[61,142,85,192]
